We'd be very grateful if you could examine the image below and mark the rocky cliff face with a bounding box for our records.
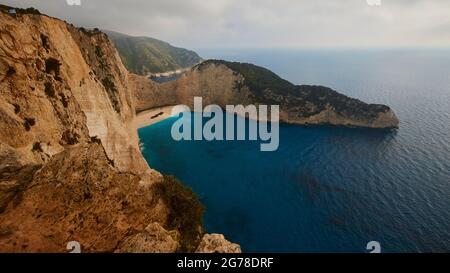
[0,9,237,253]
[129,73,178,113]
[0,8,146,173]
[137,60,399,129]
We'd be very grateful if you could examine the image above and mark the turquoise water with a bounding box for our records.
[139,49,450,253]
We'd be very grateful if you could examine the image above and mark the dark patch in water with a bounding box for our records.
[218,208,252,244]
[289,168,353,203]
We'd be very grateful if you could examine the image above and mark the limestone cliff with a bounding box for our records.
[129,73,178,113]
[136,60,399,129]
[0,8,237,253]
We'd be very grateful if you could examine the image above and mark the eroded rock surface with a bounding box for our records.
[0,144,170,252]
[115,223,179,253]
[196,234,242,253]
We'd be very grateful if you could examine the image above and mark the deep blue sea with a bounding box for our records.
[138,49,450,253]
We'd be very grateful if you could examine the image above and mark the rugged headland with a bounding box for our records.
[135,60,399,129]
[0,5,398,253]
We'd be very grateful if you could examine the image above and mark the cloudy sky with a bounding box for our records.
[4,0,450,48]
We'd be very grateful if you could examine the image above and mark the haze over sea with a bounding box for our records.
[139,48,450,252]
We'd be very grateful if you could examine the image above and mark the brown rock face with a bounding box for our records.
[115,223,179,253]
[0,9,240,253]
[129,73,178,113]
[196,234,242,253]
[0,144,169,252]
[0,9,147,173]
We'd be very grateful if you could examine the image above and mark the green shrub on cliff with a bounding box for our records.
[152,176,205,252]
[0,5,41,15]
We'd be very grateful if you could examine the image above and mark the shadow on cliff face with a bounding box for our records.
[0,164,41,214]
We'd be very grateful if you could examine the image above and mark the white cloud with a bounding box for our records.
[3,0,450,48]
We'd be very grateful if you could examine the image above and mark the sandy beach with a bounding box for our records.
[134,106,179,129]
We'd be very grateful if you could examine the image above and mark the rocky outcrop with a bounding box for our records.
[129,73,178,113]
[196,234,242,253]
[114,223,179,253]
[0,144,166,252]
[0,8,238,253]
[136,60,399,129]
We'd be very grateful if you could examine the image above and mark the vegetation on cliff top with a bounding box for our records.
[198,60,392,121]
[106,30,202,75]
[0,5,41,15]
[197,59,294,95]
[152,176,205,252]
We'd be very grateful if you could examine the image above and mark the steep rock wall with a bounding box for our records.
[0,10,238,253]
